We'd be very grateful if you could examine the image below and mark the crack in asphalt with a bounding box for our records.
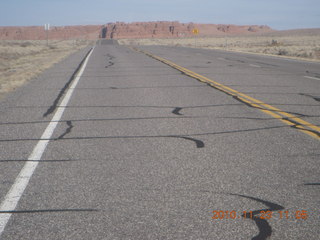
[133,48,320,139]
[231,94,308,118]
[172,107,183,115]
[56,121,73,140]
[306,70,320,78]
[105,61,114,68]
[0,208,99,214]
[178,136,205,148]
[105,54,115,68]
[283,117,320,137]
[254,61,279,67]
[0,159,78,163]
[229,193,284,240]
[0,116,204,126]
[299,93,320,102]
[171,103,243,116]
[43,48,93,118]
[0,125,288,144]
[230,94,319,136]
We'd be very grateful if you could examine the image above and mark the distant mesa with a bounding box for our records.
[100,22,273,39]
[0,21,274,40]
[0,25,102,40]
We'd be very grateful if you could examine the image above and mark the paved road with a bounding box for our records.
[0,40,319,239]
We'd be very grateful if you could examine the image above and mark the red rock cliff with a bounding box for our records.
[101,21,273,39]
[0,21,274,40]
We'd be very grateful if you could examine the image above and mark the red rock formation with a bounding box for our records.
[0,21,274,40]
[101,22,273,39]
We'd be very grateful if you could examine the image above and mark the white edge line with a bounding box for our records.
[0,47,94,236]
[249,64,261,68]
[304,76,320,81]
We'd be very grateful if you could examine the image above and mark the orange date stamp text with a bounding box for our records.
[212,210,308,220]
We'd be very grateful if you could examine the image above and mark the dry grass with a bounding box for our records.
[0,40,92,98]
[119,33,320,61]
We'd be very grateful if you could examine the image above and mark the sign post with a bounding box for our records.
[44,24,50,46]
[192,28,199,47]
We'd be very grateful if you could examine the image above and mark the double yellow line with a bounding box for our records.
[132,47,320,140]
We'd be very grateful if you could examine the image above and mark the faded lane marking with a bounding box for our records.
[132,47,320,140]
[250,64,261,68]
[0,48,94,236]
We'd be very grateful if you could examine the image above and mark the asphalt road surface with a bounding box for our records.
[0,39,319,239]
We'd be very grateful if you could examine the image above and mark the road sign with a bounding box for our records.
[44,24,50,31]
[192,28,199,35]
[44,24,50,46]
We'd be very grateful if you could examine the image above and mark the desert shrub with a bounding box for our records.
[278,49,288,55]
[313,48,320,58]
[268,39,281,47]
[20,42,33,47]
[297,52,309,58]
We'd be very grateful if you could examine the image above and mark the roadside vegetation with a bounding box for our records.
[0,40,91,98]
[119,31,320,61]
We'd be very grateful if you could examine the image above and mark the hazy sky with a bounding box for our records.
[1,0,319,30]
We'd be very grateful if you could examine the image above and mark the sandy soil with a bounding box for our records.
[119,30,320,61]
[0,40,92,99]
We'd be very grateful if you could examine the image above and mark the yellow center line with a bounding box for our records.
[131,47,320,140]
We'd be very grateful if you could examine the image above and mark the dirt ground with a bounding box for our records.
[119,30,320,61]
[0,40,92,99]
